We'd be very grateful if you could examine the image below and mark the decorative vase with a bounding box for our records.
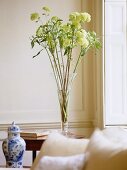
[2,122,26,168]
[57,73,76,135]
[58,89,70,135]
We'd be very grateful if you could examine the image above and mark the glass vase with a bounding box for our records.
[57,73,76,135]
[58,89,70,135]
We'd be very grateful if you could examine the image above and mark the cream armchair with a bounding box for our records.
[31,128,127,170]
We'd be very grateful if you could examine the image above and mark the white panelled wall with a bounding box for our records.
[0,0,103,166]
[0,0,96,129]
[0,0,83,125]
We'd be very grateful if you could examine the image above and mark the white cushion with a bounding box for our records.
[31,132,89,170]
[85,128,127,170]
[35,154,86,170]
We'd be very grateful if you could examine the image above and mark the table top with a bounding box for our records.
[22,135,47,140]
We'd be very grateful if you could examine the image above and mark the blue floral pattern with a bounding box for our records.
[2,122,26,168]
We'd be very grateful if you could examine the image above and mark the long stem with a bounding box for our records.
[47,40,62,89]
[55,46,63,89]
[73,51,82,74]
[52,52,62,88]
[51,22,63,89]
[60,47,64,84]
[73,45,91,74]
[65,29,74,93]
[45,48,60,90]
[63,58,68,92]
[65,57,70,93]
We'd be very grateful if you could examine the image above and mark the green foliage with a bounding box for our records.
[30,6,101,92]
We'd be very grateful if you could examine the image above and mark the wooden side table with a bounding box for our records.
[24,136,47,163]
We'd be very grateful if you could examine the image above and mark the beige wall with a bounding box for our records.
[82,0,103,128]
[0,0,103,166]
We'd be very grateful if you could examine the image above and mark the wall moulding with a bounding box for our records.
[0,121,94,131]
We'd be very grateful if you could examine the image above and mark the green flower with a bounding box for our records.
[69,12,80,22]
[30,13,40,21]
[69,12,91,24]
[81,29,87,37]
[82,38,89,48]
[76,36,89,47]
[62,24,71,32]
[47,32,53,42]
[75,29,87,43]
[72,21,81,29]
[69,12,77,21]
[51,16,59,22]
[36,26,43,37]
[42,6,51,12]
[80,12,91,22]
[63,38,71,48]
[76,31,84,39]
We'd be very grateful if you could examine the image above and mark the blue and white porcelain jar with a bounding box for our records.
[2,122,26,168]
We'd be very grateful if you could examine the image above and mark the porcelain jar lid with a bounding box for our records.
[8,121,21,133]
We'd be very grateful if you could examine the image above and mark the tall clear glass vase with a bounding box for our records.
[58,89,70,135]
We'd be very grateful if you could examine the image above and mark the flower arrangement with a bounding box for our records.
[30,6,101,133]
